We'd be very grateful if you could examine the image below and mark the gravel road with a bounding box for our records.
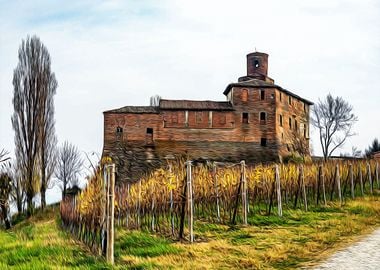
[313,228,380,270]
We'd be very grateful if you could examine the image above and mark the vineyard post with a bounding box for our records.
[301,166,308,211]
[126,184,130,228]
[101,166,107,256]
[169,163,175,236]
[359,165,364,196]
[275,164,283,217]
[241,161,248,225]
[137,179,141,228]
[213,163,220,222]
[376,162,379,189]
[106,164,115,265]
[350,164,355,199]
[321,165,327,206]
[367,163,373,194]
[186,160,194,243]
[336,164,342,206]
[151,180,155,231]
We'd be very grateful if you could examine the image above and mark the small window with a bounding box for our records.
[281,133,284,139]
[295,119,298,131]
[242,113,249,124]
[241,89,248,102]
[289,117,292,129]
[271,93,275,99]
[260,112,266,124]
[116,126,123,133]
[260,138,267,147]
[288,96,292,105]
[260,90,265,100]
[196,111,203,123]
[280,92,282,102]
[304,127,307,138]
[279,115,283,127]
[146,128,153,144]
[254,59,260,68]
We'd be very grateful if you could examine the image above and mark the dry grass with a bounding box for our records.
[115,195,380,269]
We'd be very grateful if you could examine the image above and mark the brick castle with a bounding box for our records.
[102,51,313,182]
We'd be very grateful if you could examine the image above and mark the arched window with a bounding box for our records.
[260,112,266,124]
[241,89,248,102]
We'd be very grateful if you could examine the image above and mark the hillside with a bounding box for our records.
[1,196,380,269]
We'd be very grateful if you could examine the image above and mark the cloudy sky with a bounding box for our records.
[1,0,379,201]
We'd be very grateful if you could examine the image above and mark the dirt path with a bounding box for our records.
[313,228,380,270]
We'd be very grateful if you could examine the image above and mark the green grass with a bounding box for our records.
[0,206,112,270]
[1,196,380,269]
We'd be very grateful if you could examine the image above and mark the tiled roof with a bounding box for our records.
[159,99,234,111]
[104,106,160,114]
[223,79,314,105]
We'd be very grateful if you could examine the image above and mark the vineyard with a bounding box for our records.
[60,158,379,255]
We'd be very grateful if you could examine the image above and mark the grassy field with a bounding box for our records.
[1,195,380,269]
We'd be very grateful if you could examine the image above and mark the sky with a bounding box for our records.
[1,0,380,203]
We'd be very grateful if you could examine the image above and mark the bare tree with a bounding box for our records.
[0,149,10,164]
[311,94,358,160]
[39,93,57,210]
[150,95,161,107]
[12,35,57,216]
[55,142,83,197]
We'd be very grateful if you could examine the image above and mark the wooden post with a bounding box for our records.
[320,165,327,206]
[126,184,130,228]
[336,164,342,206]
[169,164,175,236]
[359,166,364,196]
[376,162,379,189]
[151,182,155,231]
[301,166,308,211]
[101,166,107,256]
[137,179,141,228]
[186,161,194,243]
[213,163,220,222]
[275,165,283,217]
[350,164,355,199]
[368,163,373,194]
[106,164,115,265]
[241,161,248,225]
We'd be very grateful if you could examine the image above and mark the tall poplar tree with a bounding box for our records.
[12,35,57,216]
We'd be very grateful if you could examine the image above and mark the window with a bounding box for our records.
[196,111,203,123]
[280,92,282,102]
[289,117,292,129]
[146,128,153,144]
[281,133,284,139]
[254,59,260,68]
[279,115,283,127]
[260,138,267,147]
[116,126,123,133]
[260,112,266,124]
[295,119,298,131]
[241,89,248,102]
[260,90,265,100]
[288,96,292,105]
[304,126,307,138]
[242,113,249,124]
